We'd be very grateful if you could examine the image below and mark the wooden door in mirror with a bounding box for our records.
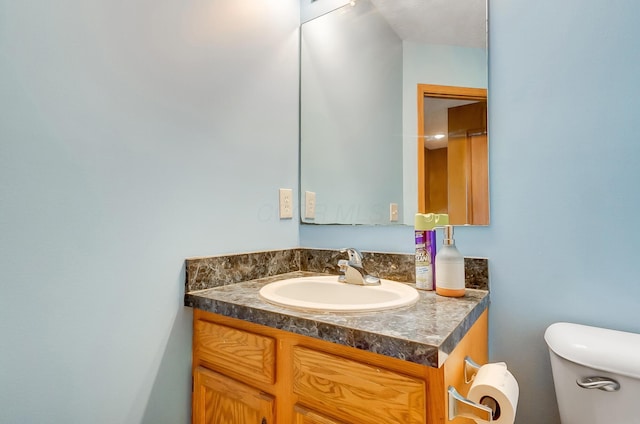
[417,84,489,225]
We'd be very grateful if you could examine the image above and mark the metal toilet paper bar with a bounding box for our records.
[448,357,496,422]
[464,356,482,384]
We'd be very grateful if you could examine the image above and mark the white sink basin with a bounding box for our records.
[259,275,419,313]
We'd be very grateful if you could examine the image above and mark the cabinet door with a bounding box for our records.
[193,366,274,424]
[293,346,426,424]
[293,405,347,424]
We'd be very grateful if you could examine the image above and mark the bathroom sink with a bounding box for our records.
[259,275,419,313]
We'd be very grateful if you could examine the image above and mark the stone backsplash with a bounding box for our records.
[186,248,488,292]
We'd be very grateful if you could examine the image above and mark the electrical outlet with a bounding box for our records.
[305,191,316,219]
[390,203,399,222]
[279,188,293,219]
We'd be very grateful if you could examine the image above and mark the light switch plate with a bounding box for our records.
[390,203,399,222]
[279,188,293,219]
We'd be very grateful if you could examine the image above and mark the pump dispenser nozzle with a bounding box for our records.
[443,225,454,245]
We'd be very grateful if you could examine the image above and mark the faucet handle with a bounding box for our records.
[340,248,363,265]
[337,259,349,273]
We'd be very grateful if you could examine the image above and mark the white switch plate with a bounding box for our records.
[390,203,399,222]
[305,191,316,219]
[279,188,293,219]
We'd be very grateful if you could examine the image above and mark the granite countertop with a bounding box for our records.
[185,271,489,368]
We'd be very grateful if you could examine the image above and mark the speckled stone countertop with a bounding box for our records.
[185,270,489,368]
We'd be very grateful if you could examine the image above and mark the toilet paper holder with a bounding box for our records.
[447,356,497,422]
[464,356,481,384]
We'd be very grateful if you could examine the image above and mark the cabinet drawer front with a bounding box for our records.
[195,319,276,385]
[292,346,426,424]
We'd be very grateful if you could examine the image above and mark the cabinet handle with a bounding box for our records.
[260,418,267,424]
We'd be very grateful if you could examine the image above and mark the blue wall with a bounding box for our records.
[3,0,640,423]
[303,0,640,423]
[0,0,299,423]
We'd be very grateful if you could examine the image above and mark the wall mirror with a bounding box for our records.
[300,0,488,225]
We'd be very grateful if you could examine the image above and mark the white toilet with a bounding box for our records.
[544,322,640,424]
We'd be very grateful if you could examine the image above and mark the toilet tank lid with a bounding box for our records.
[544,322,640,379]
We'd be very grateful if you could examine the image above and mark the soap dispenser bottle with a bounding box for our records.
[435,225,465,297]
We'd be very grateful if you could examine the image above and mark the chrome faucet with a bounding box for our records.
[337,248,381,286]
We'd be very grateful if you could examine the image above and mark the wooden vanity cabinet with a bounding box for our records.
[192,308,488,424]
[293,405,347,424]
[193,366,274,424]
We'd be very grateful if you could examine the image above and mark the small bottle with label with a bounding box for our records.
[414,230,432,290]
[414,213,448,290]
[435,225,465,297]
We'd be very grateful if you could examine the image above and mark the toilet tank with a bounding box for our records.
[544,322,640,424]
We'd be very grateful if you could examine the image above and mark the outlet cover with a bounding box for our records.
[305,191,316,219]
[279,188,293,219]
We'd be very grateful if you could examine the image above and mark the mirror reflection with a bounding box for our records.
[300,0,488,225]
[418,85,488,225]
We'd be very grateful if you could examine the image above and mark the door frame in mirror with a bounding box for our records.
[417,84,488,220]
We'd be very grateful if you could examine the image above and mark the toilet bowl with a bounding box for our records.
[544,322,640,424]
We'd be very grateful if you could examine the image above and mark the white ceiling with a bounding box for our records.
[369,0,487,48]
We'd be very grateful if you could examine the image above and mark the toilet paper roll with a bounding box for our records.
[467,362,519,424]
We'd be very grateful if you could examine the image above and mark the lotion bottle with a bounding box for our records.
[435,225,465,297]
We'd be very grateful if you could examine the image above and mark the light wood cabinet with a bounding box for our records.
[292,346,426,424]
[193,366,274,424]
[293,405,348,424]
[192,309,488,424]
[194,319,276,386]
